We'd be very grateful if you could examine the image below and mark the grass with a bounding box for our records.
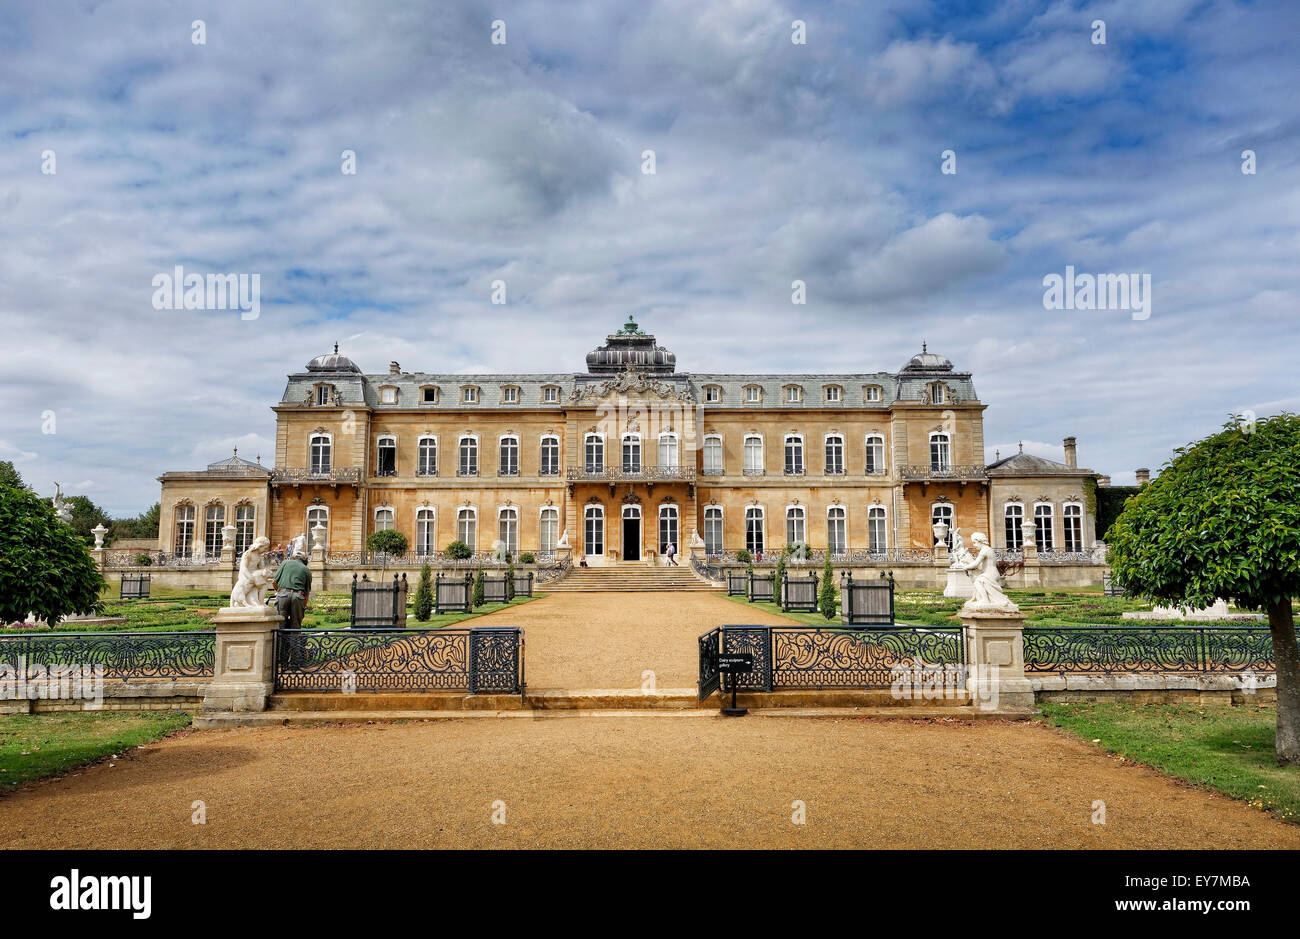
[720,593,843,627]
[1039,700,1300,823]
[0,711,192,790]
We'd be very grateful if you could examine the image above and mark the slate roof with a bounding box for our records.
[986,452,1093,476]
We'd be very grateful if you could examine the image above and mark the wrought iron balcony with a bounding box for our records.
[565,465,697,483]
[899,464,988,482]
[271,467,362,484]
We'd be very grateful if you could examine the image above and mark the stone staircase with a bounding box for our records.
[545,562,721,592]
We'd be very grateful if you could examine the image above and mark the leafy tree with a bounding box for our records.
[0,460,29,491]
[0,486,106,626]
[735,548,752,565]
[366,529,408,555]
[64,495,113,547]
[413,562,434,622]
[472,567,485,608]
[775,546,788,606]
[1107,414,1300,764]
[817,553,837,620]
[445,540,473,560]
[112,503,161,540]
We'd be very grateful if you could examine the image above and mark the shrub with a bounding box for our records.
[135,553,153,567]
[0,486,106,625]
[735,548,753,565]
[413,562,433,622]
[472,568,485,608]
[506,562,516,601]
[817,554,837,620]
[445,540,473,560]
[367,529,408,555]
[519,552,535,565]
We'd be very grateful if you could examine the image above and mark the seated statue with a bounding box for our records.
[229,536,273,608]
[956,533,1019,613]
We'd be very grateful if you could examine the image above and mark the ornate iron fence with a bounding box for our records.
[698,626,721,702]
[1022,626,1277,675]
[535,554,572,586]
[565,465,697,483]
[275,626,524,695]
[0,631,216,681]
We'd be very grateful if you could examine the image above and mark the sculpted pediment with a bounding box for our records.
[568,365,694,405]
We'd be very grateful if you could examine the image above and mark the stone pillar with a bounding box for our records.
[202,606,279,712]
[960,610,1035,714]
[310,521,328,591]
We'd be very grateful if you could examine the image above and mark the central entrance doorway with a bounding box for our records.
[622,505,641,562]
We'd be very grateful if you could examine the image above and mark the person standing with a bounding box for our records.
[273,549,312,628]
[666,542,678,566]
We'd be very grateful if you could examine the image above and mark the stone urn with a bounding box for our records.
[91,523,108,550]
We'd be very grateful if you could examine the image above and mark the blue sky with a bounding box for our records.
[1,0,1297,515]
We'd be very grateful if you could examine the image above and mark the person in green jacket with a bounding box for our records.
[273,550,313,628]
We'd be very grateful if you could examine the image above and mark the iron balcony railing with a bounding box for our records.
[565,465,697,483]
[271,467,362,484]
[898,464,988,481]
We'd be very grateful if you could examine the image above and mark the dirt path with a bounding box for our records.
[472,591,788,689]
[3,715,1298,849]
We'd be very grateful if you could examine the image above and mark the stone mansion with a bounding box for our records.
[155,319,1100,568]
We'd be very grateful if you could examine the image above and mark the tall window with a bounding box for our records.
[658,433,678,469]
[306,506,329,552]
[865,435,885,475]
[703,506,723,555]
[703,435,723,475]
[499,508,518,555]
[584,505,604,556]
[499,436,519,476]
[827,506,847,557]
[868,506,886,554]
[204,504,225,556]
[173,505,195,556]
[929,433,951,473]
[743,435,763,474]
[622,434,641,473]
[456,508,477,549]
[540,436,560,475]
[585,434,604,473]
[309,434,331,474]
[1064,503,1083,552]
[659,504,679,553]
[315,384,332,406]
[539,507,559,556]
[458,436,478,476]
[745,507,765,556]
[374,507,395,532]
[417,437,437,476]
[824,435,844,475]
[785,506,806,547]
[376,435,396,476]
[416,508,435,556]
[932,503,954,549]
[1035,504,1054,552]
[1004,504,1024,551]
[235,504,255,557]
[784,435,804,475]
[931,383,946,405]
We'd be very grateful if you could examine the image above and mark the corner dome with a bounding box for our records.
[900,343,952,372]
[306,343,361,373]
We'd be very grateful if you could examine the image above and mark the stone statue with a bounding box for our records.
[956,532,1019,613]
[289,533,308,558]
[689,528,704,548]
[52,482,72,524]
[556,529,570,548]
[948,526,974,568]
[229,537,273,608]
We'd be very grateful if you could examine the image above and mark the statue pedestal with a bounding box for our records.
[202,606,279,712]
[959,610,1035,714]
[943,568,973,598]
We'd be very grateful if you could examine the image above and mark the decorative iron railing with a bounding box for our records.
[271,467,362,484]
[0,631,216,681]
[564,465,697,483]
[274,626,524,695]
[1022,626,1278,675]
[102,551,227,569]
[535,553,573,586]
[898,464,988,482]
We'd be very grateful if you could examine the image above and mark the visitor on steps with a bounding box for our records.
[666,542,678,566]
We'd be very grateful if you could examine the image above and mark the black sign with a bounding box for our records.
[717,654,753,673]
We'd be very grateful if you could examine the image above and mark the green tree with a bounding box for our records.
[413,562,434,622]
[1107,414,1300,764]
[445,540,473,560]
[472,567,486,608]
[64,495,113,548]
[775,546,788,606]
[0,486,106,626]
[0,460,29,491]
[366,529,409,555]
[505,560,516,601]
[112,502,161,540]
[817,553,837,620]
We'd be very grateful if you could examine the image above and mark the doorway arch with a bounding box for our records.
[622,504,641,562]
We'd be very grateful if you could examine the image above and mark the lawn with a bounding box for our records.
[0,711,192,790]
[1039,700,1300,823]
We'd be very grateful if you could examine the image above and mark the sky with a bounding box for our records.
[1,0,1297,516]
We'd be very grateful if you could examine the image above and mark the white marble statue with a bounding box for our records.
[948,526,974,569]
[689,528,704,548]
[288,533,308,558]
[556,529,570,549]
[52,482,72,524]
[955,532,1019,613]
[229,536,273,608]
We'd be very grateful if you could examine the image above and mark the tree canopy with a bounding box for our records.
[0,485,106,626]
[0,460,29,491]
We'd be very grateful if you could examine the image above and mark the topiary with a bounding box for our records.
[367,529,408,555]
[817,553,837,620]
[445,540,473,560]
[472,567,485,608]
[506,561,516,601]
[413,562,434,622]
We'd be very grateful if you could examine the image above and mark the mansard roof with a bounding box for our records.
[986,451,1092,476]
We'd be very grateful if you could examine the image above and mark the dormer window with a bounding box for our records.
[543,385,560,403]
[462,386,479,404]
[864,385,883,403]
[314,384,335,406]
[502,386,520,404]
[379,386,398,405]
[421,386,439,404]
[704,385,721,403]
[744,385,761,404]
[784,385,803,404]
[824,385,842,403]
[930,383,946,405]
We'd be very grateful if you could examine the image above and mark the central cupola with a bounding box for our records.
[584,315,677,375]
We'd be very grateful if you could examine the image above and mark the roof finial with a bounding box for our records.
[333,342,339,354]
[256,454,261,464]
[922,340,927,354]
[995,449,1000,461]
[232,447,238,458]
[1018,441,1023,454]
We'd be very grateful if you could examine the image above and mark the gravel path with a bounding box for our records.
[3,716,1298,849]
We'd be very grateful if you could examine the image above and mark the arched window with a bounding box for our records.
[824,435,844,475]
[702,435,723,475]
[827,506,847,557]
[204,504,225,556]
[375,435,397,476]
[498,507,519,555]
[458,436,478,476]
[745,507,765,556]
[584,505,604,556]
[785,506,806,547]
[374,507,395,532]
[1034,503,1055,552]
[658,504,679,554]
[929,433,951,473]
[658,433,678,470]
[173,504,195,557]
[864,435,885,475]
[309,434,332,474]
[456,507,477,549]
[499,435,519,476]
[867,505,887,554]
[622,434,642,474]
[703,506,723,556]
[306,506,329,552]
[1064,503,1083,552]
[783,434,804,475]
[585,434,604,473]
[539,435,560,476]
[539,507,559,556]
[416,508,435,556]
[743,435,764,475]
[417,436,437,476]
[931,503,954,549]
[1004,503,1024,551]
[235,504,256,557]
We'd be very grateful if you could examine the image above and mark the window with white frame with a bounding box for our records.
[585,434,604,473]
[584,505,604,556]
[704,385,720,403]
[235,504,255,557]
[315,384,333,406]
[745,507,765,555]
[744,385,761,403]
[374,507,395,532]
[462,386,479,404]
[543,385,560,403]
[539,507,559,556]
[622,434,641,473]
[703,506,723,555]
[376,435,397,476]
[502,386,519,404]
[456,507,477,549]
[827,506,847,557]
[380,386,398,405]
[421,386,438,404]
[458,436,478,476]
[865,435,885,475]
[931,383,945,405]
[658,433,678,469]
[1004,503,1024,551]
[785,506,806,547]
[417,436,437,476]
[784,434,804,475]
[825,385,841,403]
[540,435,560,475]
[868,505,887,553]
[658,504,679,554]
[743,435,764,474]
[498,435,519,476]
[1063,503,1083,552]
[785,385,802,403]
[204,504,224,556]
[309,434,331,474]
[864,385,882,403]
[929,433,951,472]
[932,503,954,548]
[306,506,329,552]
[498,507,518,555]
[1035,503,1055,552]
[416,508,435,556]
[824,434,844,475]
[702,435,723,475]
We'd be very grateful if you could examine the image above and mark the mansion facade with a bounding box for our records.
[156,319,1100,566]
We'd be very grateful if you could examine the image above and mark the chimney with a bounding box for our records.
[1063,436,1077,469]
[1096,474,1111,487]
[389,361,401,376]
[1136,468,1150,485]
